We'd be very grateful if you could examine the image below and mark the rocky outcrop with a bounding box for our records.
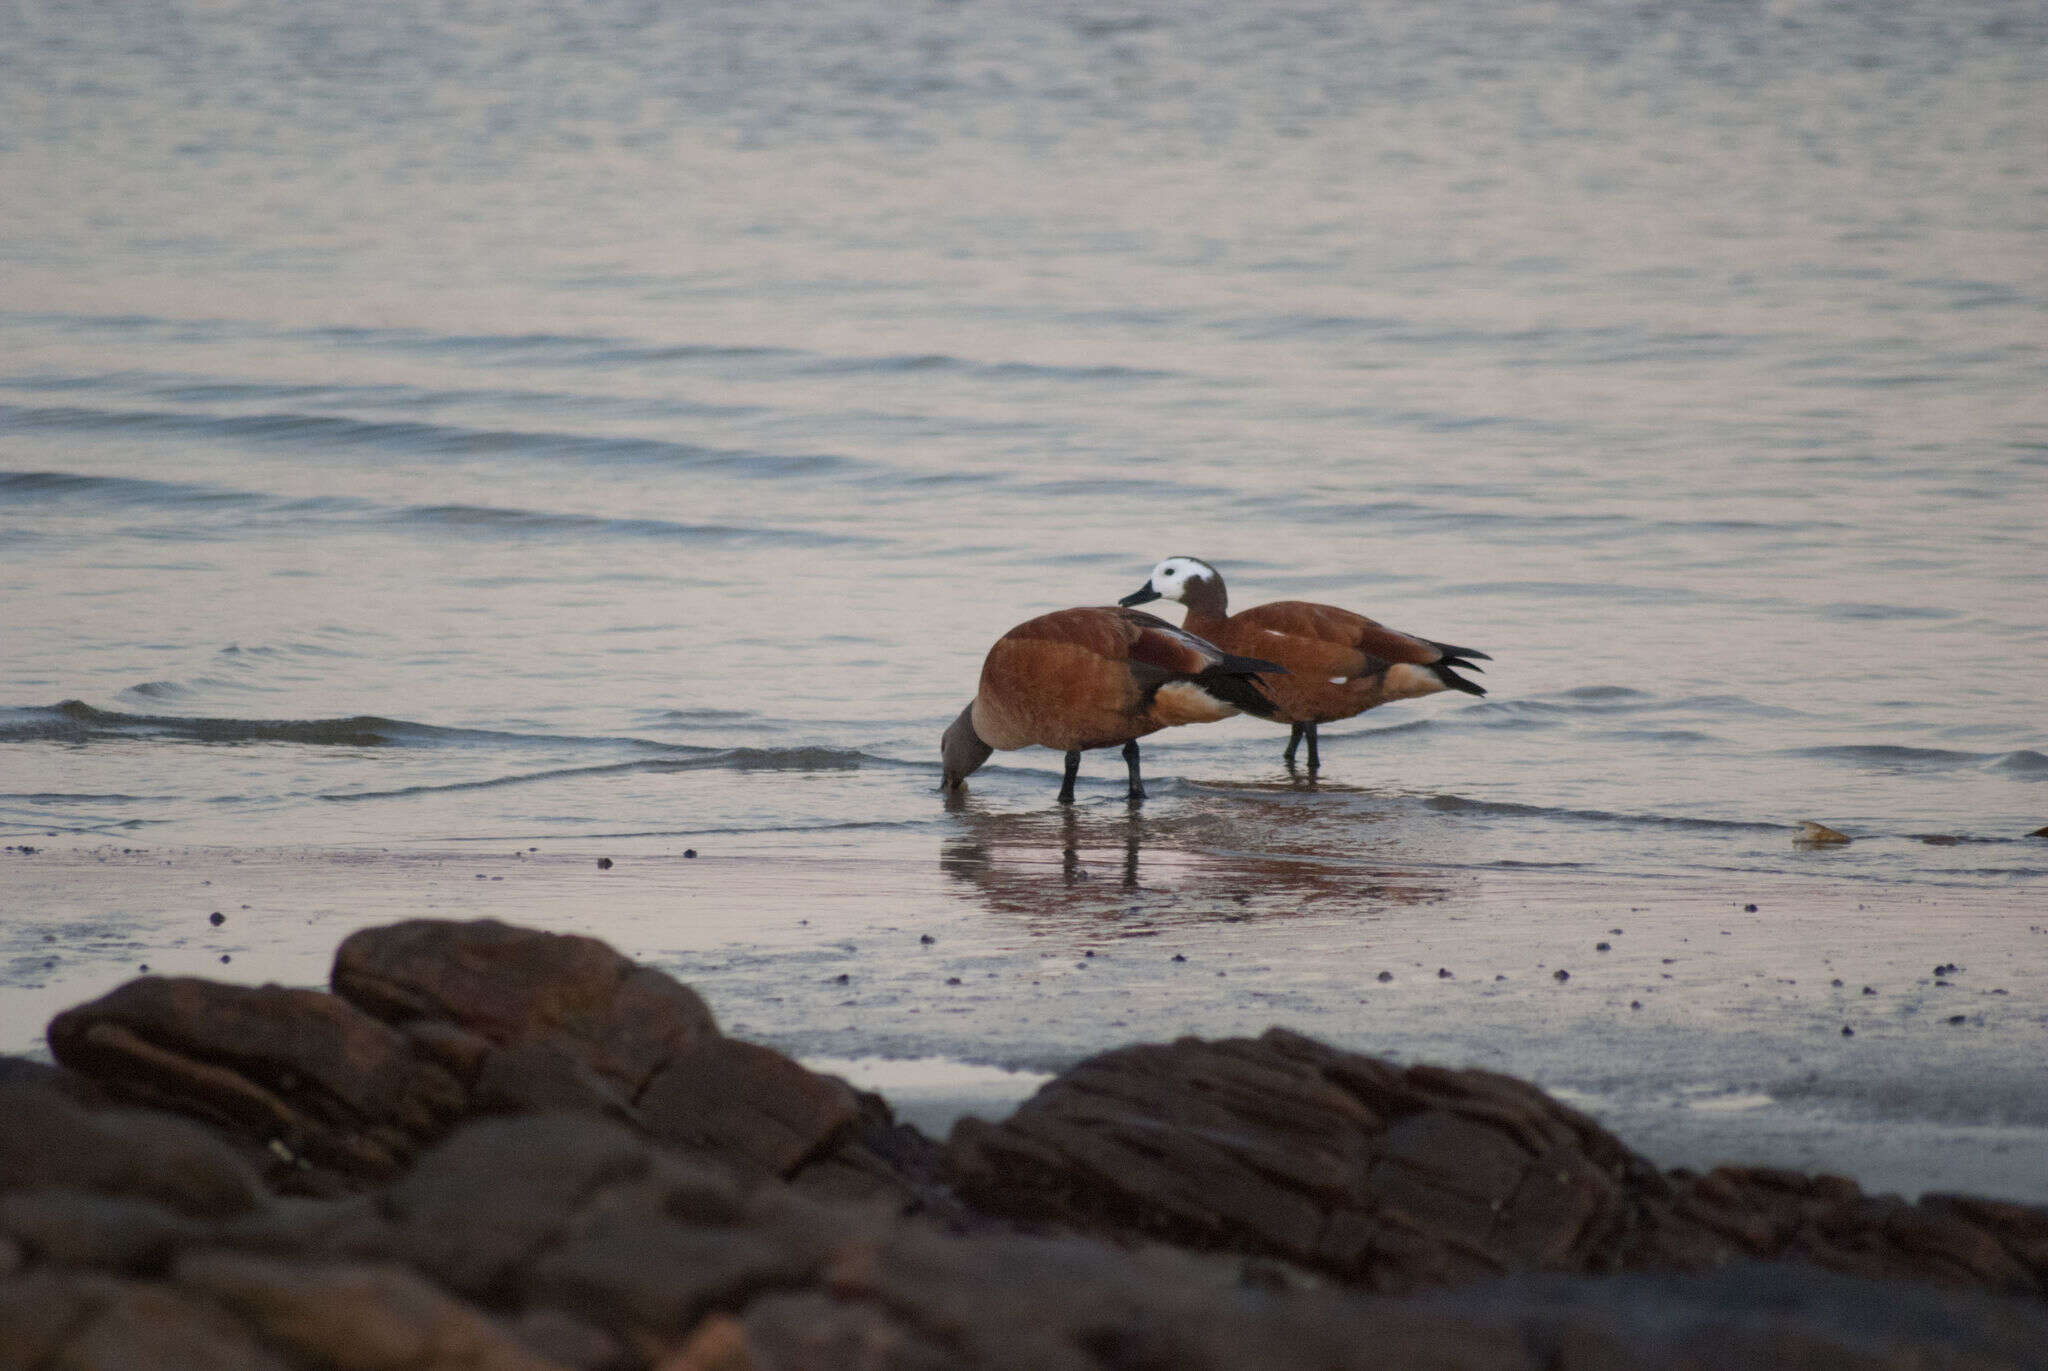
[4,917,2045,1370]
[41,919,878,1197]
[945,1027,2048,1301]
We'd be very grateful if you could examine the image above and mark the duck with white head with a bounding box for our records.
[1118,557,1489,771]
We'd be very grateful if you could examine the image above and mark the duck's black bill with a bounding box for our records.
[1118,584,1161,606]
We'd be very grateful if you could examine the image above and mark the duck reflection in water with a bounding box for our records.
[938,786,1462,933]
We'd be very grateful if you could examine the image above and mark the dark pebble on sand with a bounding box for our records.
[920,934,935,945]
[1947,1015,1966,1025]
[1084,950,1095,958]
[1863,986,1876,995]
[833,973,849,985]
[1842,1026,1854,1037]
[1437,968,1453,979]
[945,977,961,986]
[1376,970,1392,983]
[1553,969,1570,982]
[1596,942,1610,952]
[1831,978,1843,987]
[138,964,149,972]
[684,849,697,858]
[209,911,224,926]
[220,954,230,964]
[1172,953,1186,962]
[1744,903,1758,912]
[1933,962,1959,976]
[596,857,612,869]
[1630,1000,1641,1010]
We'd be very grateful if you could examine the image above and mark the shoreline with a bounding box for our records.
[6,836,2045,1205]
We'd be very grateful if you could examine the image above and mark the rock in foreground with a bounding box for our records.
[1,916,2041,1370]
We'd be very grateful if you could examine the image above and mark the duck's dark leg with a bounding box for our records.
[1284,723,1306,767]
[1122,739,1145,802]
[1057,749,1081,804]
[1304,723,1320,772]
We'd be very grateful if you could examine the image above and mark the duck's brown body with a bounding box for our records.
[941,605,1282,802]
[1121,558,1488,770]
[1184,599,1475,726]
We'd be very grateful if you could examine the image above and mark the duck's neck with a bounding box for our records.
[1180,571,1229,633]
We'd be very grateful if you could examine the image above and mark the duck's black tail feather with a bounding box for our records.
[1198,661,1286,718]
[1431,657,1488,697]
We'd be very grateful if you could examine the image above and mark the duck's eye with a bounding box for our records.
[1163,568,1178,577]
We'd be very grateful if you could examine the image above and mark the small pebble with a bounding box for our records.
[1862,985,1876,995]
[138,964,149,972]
[596,857,613,869]
[1841,1025,1854,1037]
[1743,903,1758,913]
[220,954,231,964]
[1947,1015,1966,1025]
[1437,968,1453,979]
[1376,970,1392,983]
[1084,950,1095,958]
[945,977,961,986]
[920,934,935,945]
[833,973,849,985]
[1830,978,1843,988]
[1629,1000,1642,1010]
[1553,969,1570,983]
[1172,953,1186,963]
[209,911,225,926]
[1595,942,1611,952]
[683,849,697,858]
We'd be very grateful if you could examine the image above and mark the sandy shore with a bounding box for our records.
[6,827,2044,1205]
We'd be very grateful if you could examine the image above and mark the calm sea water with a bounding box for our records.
[3,4,2046,1189]
[5,0,2042,870]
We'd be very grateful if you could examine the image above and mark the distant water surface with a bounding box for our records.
[1,1,2044,1165]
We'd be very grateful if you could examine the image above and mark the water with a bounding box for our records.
[3,0,2045,1197]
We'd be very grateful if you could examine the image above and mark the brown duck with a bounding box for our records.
[941,605,1284,803]
[1119,556,1488,771]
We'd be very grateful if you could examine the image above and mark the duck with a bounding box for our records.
[941,605,1285,803]
[1118,556,1488,771]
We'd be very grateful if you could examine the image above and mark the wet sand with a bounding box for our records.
[6,826,2044,1206]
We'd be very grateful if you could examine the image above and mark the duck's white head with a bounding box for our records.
[1118,556,1219,608]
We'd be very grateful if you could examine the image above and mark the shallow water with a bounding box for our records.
[3,0,2045,1192]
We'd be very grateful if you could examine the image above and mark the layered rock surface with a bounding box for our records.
[1,917,2041,1370]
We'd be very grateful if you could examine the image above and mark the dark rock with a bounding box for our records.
[47,978,464,1182]
[0,1269,294,1370]
[637,1037,859,1180]
[946,1029,2048,1304]
[332,919,717,1100]
[0,1080,262,1218]
[175,1250,566,1371]
[468,1043,642,1127]
[944,1029,1656,1293]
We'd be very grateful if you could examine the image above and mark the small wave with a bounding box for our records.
[1788,743,2003,771]
[320,745,889,801]
[1422,792,1784,833]
[0,469,253,509]
[1991,750,2048,775]
[0,701,657,751]
[794,352,1175,383]
[0,404,859,480]
[1,468,861,548]
[1819,602,1960,622]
